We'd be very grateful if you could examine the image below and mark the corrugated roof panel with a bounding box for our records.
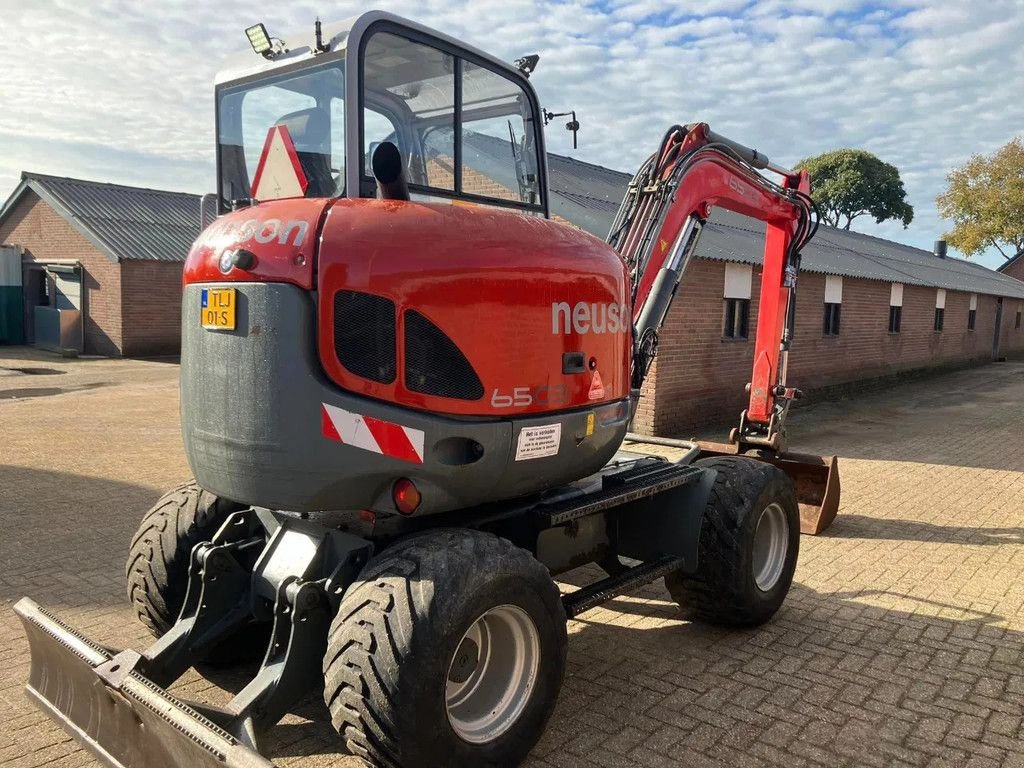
[22,173,199,263]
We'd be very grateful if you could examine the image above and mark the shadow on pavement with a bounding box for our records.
[539,580,1023,767]
[183,577,1024,766]
[823,513,1024,545]
[0,465,172,605]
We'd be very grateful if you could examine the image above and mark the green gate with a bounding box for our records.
[0,245,24,345]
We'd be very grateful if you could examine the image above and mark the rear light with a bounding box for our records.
[219,247,258,274]
[393,478,422,515]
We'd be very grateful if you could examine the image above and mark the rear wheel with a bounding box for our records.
[323,528,567,768]
[125,480,243,637]
[666,456,799,627]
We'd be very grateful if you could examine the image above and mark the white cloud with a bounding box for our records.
[0,0,1021,268]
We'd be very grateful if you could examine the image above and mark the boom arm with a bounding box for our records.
[609,122,818,451]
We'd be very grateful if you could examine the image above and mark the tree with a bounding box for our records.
[936,138,1024,259]
[795,149,914,230]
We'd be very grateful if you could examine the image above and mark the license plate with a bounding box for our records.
[200,288,236,330]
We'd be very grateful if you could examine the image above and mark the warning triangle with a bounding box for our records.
[588,370,605,401]
[251,125,309,201]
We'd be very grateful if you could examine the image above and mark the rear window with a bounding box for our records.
[361,31,544,211]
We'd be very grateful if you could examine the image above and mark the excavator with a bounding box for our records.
[15,11,839,768]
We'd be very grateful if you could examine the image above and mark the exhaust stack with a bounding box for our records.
[372,142,410,201]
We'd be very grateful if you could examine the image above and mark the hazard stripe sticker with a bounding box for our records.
[321,403,425,464]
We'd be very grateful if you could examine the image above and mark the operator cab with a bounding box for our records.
[215,12,548,216]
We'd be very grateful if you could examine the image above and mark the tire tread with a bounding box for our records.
[666,457,797,627]
[323,529,564,768]
[124,480,241,636]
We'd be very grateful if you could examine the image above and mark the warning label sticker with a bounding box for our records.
[515,423,562,461]
[588,370,606,400]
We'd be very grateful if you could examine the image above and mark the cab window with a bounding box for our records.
[361,30,543,210]
[218,63,345,204]
[362,33,456,191]
[461,62,540,206]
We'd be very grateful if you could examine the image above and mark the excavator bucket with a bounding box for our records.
[696,442,840,534]
[13,598,274,768]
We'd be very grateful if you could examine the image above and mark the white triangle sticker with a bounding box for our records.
[251,125,309,201]
[588,370,605,401]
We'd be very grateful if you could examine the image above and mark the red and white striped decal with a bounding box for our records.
[321,403,425,464]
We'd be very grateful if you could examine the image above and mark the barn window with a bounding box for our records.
[1017,308,1022,330]
[889,283,903,334]
[723,299,749,339]
[968,294,977,331]
[823,275,842,336]
[889,306,902,333]
[722,264,752,340]
[934,289,945,332]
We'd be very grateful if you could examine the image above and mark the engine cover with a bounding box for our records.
[318,199,631,417]
[181,199,633,515]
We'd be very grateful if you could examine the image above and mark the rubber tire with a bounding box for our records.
[666,456,799,627]
[125,480,243,637]
[323,528,567,768]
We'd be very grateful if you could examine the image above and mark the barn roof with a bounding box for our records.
[997,248,1024,274]
[0,172,200,263]
[558,164,1024,299]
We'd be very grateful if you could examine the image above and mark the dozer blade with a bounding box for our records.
[14,598,275,768]
[695,442,840,535]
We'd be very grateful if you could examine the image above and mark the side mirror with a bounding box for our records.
[199,193,219,230]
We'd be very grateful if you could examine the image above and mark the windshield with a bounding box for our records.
[217,63,345,206]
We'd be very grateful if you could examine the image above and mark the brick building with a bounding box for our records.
[634,209,1024,435]
[0,173,198,356]
[998,248,1024,283]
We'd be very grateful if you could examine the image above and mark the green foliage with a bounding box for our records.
[795,149,914,230]
[936,138,1024,259]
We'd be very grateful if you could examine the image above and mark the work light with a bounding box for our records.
[245,23,273,57]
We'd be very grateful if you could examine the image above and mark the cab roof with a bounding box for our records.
[214,10,525,89]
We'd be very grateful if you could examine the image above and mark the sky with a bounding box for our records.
[1,0,1022,268]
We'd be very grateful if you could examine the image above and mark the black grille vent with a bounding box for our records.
[404,310,484,400]
[333,291,396,383]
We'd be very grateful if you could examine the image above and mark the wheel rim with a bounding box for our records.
[752,502,789,592]
[445,604,540,744]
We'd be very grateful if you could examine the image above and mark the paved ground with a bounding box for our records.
[2,348,1023,768]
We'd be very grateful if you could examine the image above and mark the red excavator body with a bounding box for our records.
[185,198,630,418]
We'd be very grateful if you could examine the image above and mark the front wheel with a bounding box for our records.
[666,456,799,627]
[323,529,567,768]
[125,480,243,637]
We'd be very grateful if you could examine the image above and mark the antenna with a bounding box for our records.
[314,17,329,54]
